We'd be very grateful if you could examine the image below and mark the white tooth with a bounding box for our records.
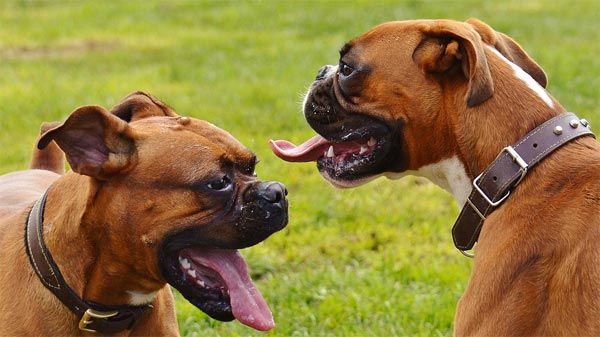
[180,258,191,269]
[359,146,368,154]
[196,280,205,287]
[187,269,197,278]
[327,146,335,158]
[368,137,376,147]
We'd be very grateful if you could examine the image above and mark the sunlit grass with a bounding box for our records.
[0,1,597,336]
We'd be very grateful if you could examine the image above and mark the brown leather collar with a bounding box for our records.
[24,190,153,334]
[452,113,595,256]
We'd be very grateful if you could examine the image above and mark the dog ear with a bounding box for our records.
[414,20,494,107]
[37,106,135,179]
[110,91,179,122]
[466,18,547,88]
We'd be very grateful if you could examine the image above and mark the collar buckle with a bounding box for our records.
[472,173,511,207]
[78,308,119,333]
[503,146,528,186]
[472,146,529,208]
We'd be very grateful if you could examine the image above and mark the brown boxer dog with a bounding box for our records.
[271,19,600,336]
[0,92,288,336]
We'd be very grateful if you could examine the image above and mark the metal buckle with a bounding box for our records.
[78,308,118,333]
[472,173,510,207]
[472,146,528,207]
[460,249,475,258]
[502,146,528,186]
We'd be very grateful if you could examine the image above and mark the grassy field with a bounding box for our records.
[1,1,598,336]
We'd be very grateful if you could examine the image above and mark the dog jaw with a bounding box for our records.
[385,156,472,206]
[320,170,382,189]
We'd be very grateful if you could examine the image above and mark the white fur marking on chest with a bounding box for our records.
[386,156,471,206]
[128,290,158,305]
[487,46,554,108]
[416,156,472,206]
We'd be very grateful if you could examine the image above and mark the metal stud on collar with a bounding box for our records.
[569,119,580,128]
[553,125,563,135]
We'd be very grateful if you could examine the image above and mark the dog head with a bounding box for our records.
[38,92,288,330]
[271,19,549,189]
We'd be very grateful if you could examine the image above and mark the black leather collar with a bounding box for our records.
[452,113,595,256]
[24,190,153,333]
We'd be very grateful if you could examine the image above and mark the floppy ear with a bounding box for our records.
[110,91,178,122]
[413,20,494,107]
[38,106,135,179]
[466,18,547,88]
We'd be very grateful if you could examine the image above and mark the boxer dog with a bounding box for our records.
[271,19,600,336]
[0,92,288,336]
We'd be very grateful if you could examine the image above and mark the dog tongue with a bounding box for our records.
[187,248,274,331]
[269,135,331,162]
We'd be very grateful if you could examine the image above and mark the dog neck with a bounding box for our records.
[452,47,565,178]
[399,46,566,207]
[41,173,162,307]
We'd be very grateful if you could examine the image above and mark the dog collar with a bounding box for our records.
[452,113,595,257]
[24,190,153,334]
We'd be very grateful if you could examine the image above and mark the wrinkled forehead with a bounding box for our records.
[342,20,428,59]
[130,116,255,182]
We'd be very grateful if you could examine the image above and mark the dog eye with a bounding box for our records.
[339,62,354,77]
[241,158,258,176]
[207,175,232,191]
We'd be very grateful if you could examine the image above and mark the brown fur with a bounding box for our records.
[338,19,600,336]
[29,122,65,174]
[0,92,256,336]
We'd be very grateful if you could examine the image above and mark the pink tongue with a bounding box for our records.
[185,248,274,331]
[269,135,332,162]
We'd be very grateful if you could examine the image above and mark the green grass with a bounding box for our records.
[1,1,598,336]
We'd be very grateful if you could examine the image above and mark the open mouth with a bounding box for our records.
[269,122,392,184]
[161,246,274,331]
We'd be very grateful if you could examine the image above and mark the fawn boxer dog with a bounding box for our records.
[0,92,288,335]
[271,19,599,336]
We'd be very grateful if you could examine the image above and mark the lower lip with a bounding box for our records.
[318,151,377,177]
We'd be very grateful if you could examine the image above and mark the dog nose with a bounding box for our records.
[315,65,332,80]
[256,181,287,205]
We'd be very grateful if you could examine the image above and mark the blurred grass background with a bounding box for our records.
[0,1,598,336]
